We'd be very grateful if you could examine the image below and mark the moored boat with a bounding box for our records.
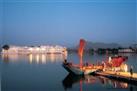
[62,39,128,75]
[62,62,84,75]
[62,61,102,75]
[62,39,102,75]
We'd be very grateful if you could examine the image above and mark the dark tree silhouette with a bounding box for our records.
[2,45,10,50]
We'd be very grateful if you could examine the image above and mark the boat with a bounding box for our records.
[62,39,128,75]
[62,62,101,75]
[62,63,84,75]
[62,39,102,75]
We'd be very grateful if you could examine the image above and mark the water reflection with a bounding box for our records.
[62,73,129,91]
[1,53,137,91]
[2,54,64,64]
[28,54,64,64]
[97,76,128,89]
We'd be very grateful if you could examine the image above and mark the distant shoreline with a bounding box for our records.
[67,48,137,54]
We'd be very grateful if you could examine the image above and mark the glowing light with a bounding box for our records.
[41,48,45,51]
[29,48,33,51]
[36,54,40,63]
[124,64,128,72]
[50,48,55,53]
[121,83,128,88]
[42,54,46,64]
[29,54,33,63]
[36,48,40,51]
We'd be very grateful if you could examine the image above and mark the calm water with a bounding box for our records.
[1,53,137,91]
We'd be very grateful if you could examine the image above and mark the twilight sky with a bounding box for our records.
[0,0,137,47]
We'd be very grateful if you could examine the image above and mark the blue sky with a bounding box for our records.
[0,0,136,47]
[0,0,3,46]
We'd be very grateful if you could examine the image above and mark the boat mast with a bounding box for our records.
[78,39,85,91]
[78,39,86,68]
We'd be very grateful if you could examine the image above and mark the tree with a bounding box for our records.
[2,45,10,50]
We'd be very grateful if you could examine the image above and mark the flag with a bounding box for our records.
[78,39,86,57]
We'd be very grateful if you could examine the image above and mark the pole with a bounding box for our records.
[80,56,83,68]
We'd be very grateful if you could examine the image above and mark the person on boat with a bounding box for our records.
[64,59,67,64]
[85,62,88,66]
[130,66,133,77]
[102,61,106,71]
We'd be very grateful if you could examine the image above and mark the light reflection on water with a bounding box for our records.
[28,54,64,64]
[1,53,137,91]
[62,73,129,91]
[2,53,64,64]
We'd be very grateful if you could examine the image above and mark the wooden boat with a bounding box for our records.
[62,39,102,75]
[62,62,84,75]
[62,62,102,75]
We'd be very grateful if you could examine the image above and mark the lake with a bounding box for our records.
[1,52,137,91]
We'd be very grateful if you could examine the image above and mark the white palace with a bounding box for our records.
[2,45,67,55]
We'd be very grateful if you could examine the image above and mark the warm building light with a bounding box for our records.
[36,48,40,51]
[29,48,33,51]
[41,48,45,51]
[2,45,67,56]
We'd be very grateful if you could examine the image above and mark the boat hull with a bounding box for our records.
[62,63,84,75]
[62,63,100,75]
